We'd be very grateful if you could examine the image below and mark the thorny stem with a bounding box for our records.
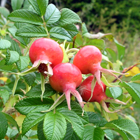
[12,75,19,96]
[42,16,50,38]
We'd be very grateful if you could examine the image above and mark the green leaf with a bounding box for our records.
[50,27,72,41]
[26,84,56,97]
[0,39,11,50]
[104,129,114,140]
[57,107,84,139]
[11,0,24,10]
[8,9,43,25]
[62,24,78,38]
[37,0,48,16]
[6,127,18,138]
[28,0,41,15]
[131,73,140,82]
[114,38,125,60]
[3,112,19,132]
[106,87,123,99]
[63,123,81,140]
[83,126,105,140]
[87,112,107,127]
[106,48,117,62]
[120,82,140,104]
[22,112,46,135]
[82,23,88,35]
[0,112,8,139]
[59,8,81,26]
[0,7,10,18]
[17,56,30,71]
[45,4,61,24]
[37,121,46,140]
[0,89,9,104]
[23,72,36,86]
[15,97,53,115]
[105,119,139,140]
[16,24,47,37]
[6,50,20,65]
[43,111,67,140]
[8,26,30,46]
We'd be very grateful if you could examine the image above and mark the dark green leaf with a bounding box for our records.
[28,0,41,15]
[11,0,24,10]
[26,84,56,97]
[131,73,140,82]
[105,119,139,140]
[87,112,107,127]
[23,72,36,86]
[15,97,53,115]
[63,123,81,140]
[62,24,78,38]
[8,9,43,25]
[6,50,20,65]
[37,121,46,140]
[3,112,19,131]
[57,107,84,139]
[0,7,10,18]
[0,39,11,50]
[8,26,30,46]
[114,38,125,60]
[37,0,48,16]
[45,4,61,24]
[120,82,140,104]
[59,8,81,26]
[22,112,46,135]
[16,24,47,37]
[43,111,67,140]
[106,87,123,99]
[50,27,72,41]
[0,112,8,139]
[17,56,30,71]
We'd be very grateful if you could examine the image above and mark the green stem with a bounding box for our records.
[42,16,50,38]
[12,75,19,96]
[0,51,6,58]
[66,48,79,54]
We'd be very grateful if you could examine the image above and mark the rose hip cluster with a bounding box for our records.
[29,38,120,110]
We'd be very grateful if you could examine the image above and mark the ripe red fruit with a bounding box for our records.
[49,63,84,110]
[73,45,120,90]
[79,75,107,103]
[29,38,63,77]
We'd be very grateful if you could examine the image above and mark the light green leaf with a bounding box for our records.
[22,112,46,135]
[23,72,36,86]
[105,119,139,140]
[62,24,78,38]
[59,8,81,26]
[11,0,24,10]
[114,38,125,60]
[106,48,117,62]
[82,23,88,35]
[6,127,18,138]
[0,7,10,18]
[15,97,53,115]
[45,4,61,24]
[28,0,41,15]
[131,73,140,82]
[26,84,56,97]
[57,107,84,139]
[8,9,43,25]
[16,24,47,37]
[106,87,123,99]
[0,112,8,139]
[50,27,72,41]
[104,129,114,140]
[0,39,11,50]
[6,50,20,65]
[0,89,9,104]
[43,111,67,140]
[120,82,140,104]
[37,0,48,16]
[17,56,30,71]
